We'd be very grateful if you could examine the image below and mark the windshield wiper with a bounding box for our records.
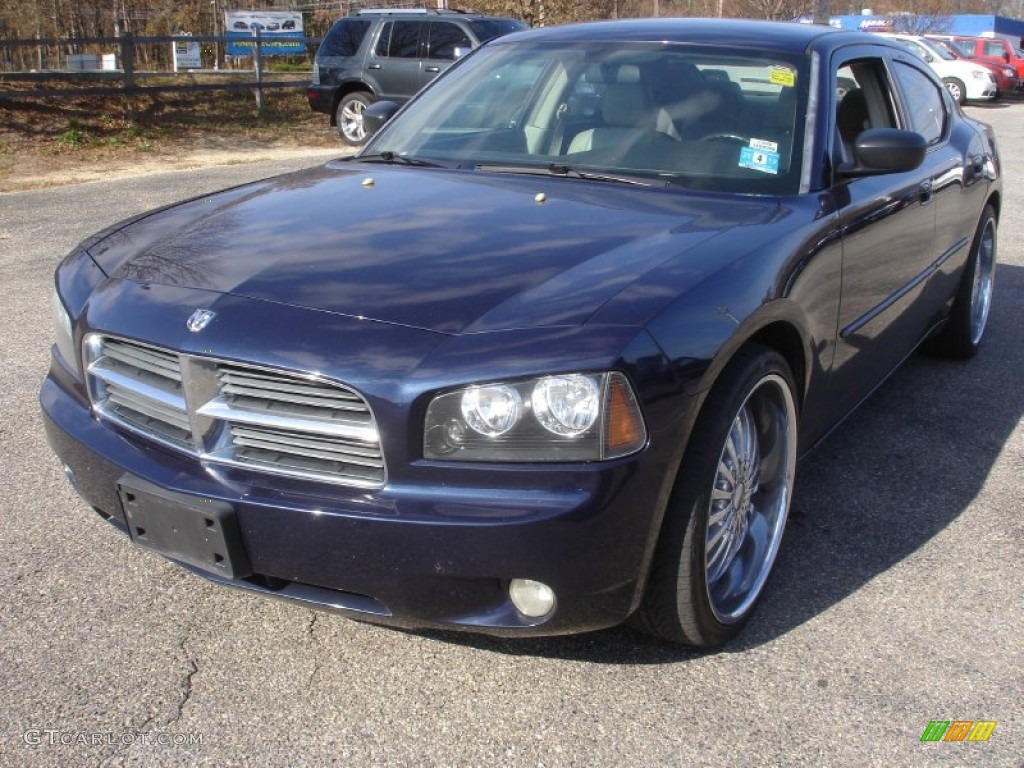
[475,162,655,187]
[357,151,444,168]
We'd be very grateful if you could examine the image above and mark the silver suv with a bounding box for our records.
[307,8,526,145]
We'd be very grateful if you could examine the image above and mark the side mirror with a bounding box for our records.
[837,128,927,178]
[1004,52,1011,62]
[362,100,401,139]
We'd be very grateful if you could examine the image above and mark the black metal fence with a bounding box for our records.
[0,33,320,108]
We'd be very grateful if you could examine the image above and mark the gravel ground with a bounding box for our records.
[0,107,1020,767]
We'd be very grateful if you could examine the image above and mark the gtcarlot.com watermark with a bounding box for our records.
[23,729,202,747]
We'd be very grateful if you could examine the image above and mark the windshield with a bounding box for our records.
[361,41,810,195]
[950,39,975,56]
[918,37,955,60]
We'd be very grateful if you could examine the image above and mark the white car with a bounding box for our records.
[877,33,996,103]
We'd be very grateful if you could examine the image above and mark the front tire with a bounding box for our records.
[926,205,997,359]
[633,345,799,647]
[336,92,373,146]
[943,77,967,105]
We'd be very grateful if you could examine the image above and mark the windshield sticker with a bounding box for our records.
[749,138,779,153]
[739,146,780,175]
[770,66,796,88]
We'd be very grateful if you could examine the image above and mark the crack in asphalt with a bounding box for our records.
[97,631,199,766]
[169,635,200,727]
[306,612,321,691]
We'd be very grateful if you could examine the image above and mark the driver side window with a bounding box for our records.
[835,59,898,163]
[891,61,946,144]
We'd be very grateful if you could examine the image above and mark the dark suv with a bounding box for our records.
[307,8,526,145]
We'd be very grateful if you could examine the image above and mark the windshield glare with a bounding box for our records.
[361,41,809,194]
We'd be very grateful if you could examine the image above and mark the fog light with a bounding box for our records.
[509,578,555,618]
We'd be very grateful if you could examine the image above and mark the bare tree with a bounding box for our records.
[729,0,817,20]
[888,12,955,34]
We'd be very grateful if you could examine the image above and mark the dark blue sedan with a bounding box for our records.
[41,19,1000,647]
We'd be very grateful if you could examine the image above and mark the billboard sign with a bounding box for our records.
[172,39,202,71]
[225,11,304,56]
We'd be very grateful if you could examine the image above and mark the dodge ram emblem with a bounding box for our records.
[186,309,215,333]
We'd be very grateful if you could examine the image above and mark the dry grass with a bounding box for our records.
[0,76,344,190]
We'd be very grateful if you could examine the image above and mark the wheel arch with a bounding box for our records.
[329,82,376,126]
[744,321,808,413]
[687,311,812,417]
[635,315,810,581]
[641,305,814,532]
[630,327,805,644]
[986,190,1001,221]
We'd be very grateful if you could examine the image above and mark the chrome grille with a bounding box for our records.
[86,338,191,448]
[229,423,385,485]
[85,335,385,489]
[217,365,373,426]
[100,338,182,383]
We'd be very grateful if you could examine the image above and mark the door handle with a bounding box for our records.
[368,63,381,70]
[425,66,440,73]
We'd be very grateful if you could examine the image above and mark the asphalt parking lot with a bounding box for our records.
[1,105,1021,766]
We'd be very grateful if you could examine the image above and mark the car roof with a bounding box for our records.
[498,18,872,54]
[348,8,492,18]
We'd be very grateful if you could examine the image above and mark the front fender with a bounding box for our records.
[643,196,843,451]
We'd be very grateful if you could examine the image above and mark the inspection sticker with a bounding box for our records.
[739,146,780,175]
[769,66,796,88]
[749,138,778,153]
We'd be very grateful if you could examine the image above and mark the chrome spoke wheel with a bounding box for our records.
[336,93,372,145]
[969,218,996,346]
[704,373,797,624]
[341,100,367,143]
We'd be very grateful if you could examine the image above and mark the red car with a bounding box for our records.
[928,36,1021,96]
[950,35,1024,80]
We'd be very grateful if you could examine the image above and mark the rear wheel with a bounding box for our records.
[336,92,373,146]
[943,77,967,104]
[633,345,798,647]
[926,205,997,359]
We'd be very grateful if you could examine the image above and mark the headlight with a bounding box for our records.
[972,70,993,81]
[532,374,600,437]
[52,288,77,370]
[460,384,523,436]
[424,371,646,462]
[1005,68,1015,78]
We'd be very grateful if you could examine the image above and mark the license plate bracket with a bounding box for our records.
[117,475,252,580]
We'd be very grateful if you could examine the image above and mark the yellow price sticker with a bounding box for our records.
[770,67,796,88]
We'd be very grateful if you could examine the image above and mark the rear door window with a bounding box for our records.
[426,22,472,61]
[375,20,423,58]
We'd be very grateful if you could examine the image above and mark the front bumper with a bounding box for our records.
[41,366,669,636]
[967,80,998,101]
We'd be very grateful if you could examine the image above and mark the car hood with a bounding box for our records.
[87,162,779,334]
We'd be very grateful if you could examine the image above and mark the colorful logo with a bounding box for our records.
[920,721,997,742]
